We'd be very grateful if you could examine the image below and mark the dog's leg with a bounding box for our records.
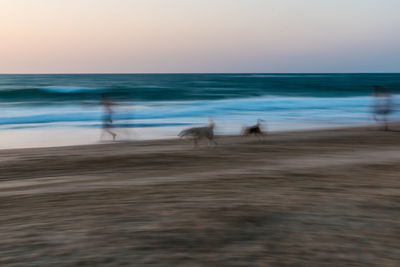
[256,132,263,141]
[193,138,198,148]
[207,137,217,147]
[213,139,218,146]
[210,137,218,146]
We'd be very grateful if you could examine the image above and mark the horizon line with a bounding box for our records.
[1,72,400,75]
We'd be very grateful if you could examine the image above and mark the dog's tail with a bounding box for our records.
[178,130,186,137]
[178,129,191,138]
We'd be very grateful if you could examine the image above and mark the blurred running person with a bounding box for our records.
[372,86,392,131]
[101,94,117,141]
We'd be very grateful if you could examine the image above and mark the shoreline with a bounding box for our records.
[0,122,395,151]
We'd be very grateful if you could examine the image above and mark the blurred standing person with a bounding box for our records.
[101,94,117,141]
[372,86,392,131]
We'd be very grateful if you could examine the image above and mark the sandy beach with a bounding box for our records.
[1,125,400,266]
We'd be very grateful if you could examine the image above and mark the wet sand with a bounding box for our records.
[1,125,400,266]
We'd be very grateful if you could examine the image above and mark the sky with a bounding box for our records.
[1,0,399,73]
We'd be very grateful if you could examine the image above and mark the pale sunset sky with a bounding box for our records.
[1,0,399,73]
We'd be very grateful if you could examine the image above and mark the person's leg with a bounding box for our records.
[383,116,389,131]
[100,129,105,140]
[105,128,117,141]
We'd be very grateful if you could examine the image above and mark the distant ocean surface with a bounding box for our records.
[0,74,399,148]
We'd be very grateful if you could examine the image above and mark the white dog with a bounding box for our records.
[178,119,217,147]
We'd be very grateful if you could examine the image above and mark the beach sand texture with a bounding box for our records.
[0,126,399,266]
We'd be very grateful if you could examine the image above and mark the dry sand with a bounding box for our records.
[0,126,400,266]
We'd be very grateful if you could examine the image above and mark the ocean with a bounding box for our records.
[0,73,399,148]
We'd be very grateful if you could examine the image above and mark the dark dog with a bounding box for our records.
[242,119,266,138]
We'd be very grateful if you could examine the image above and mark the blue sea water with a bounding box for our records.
[0,73,399,147]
